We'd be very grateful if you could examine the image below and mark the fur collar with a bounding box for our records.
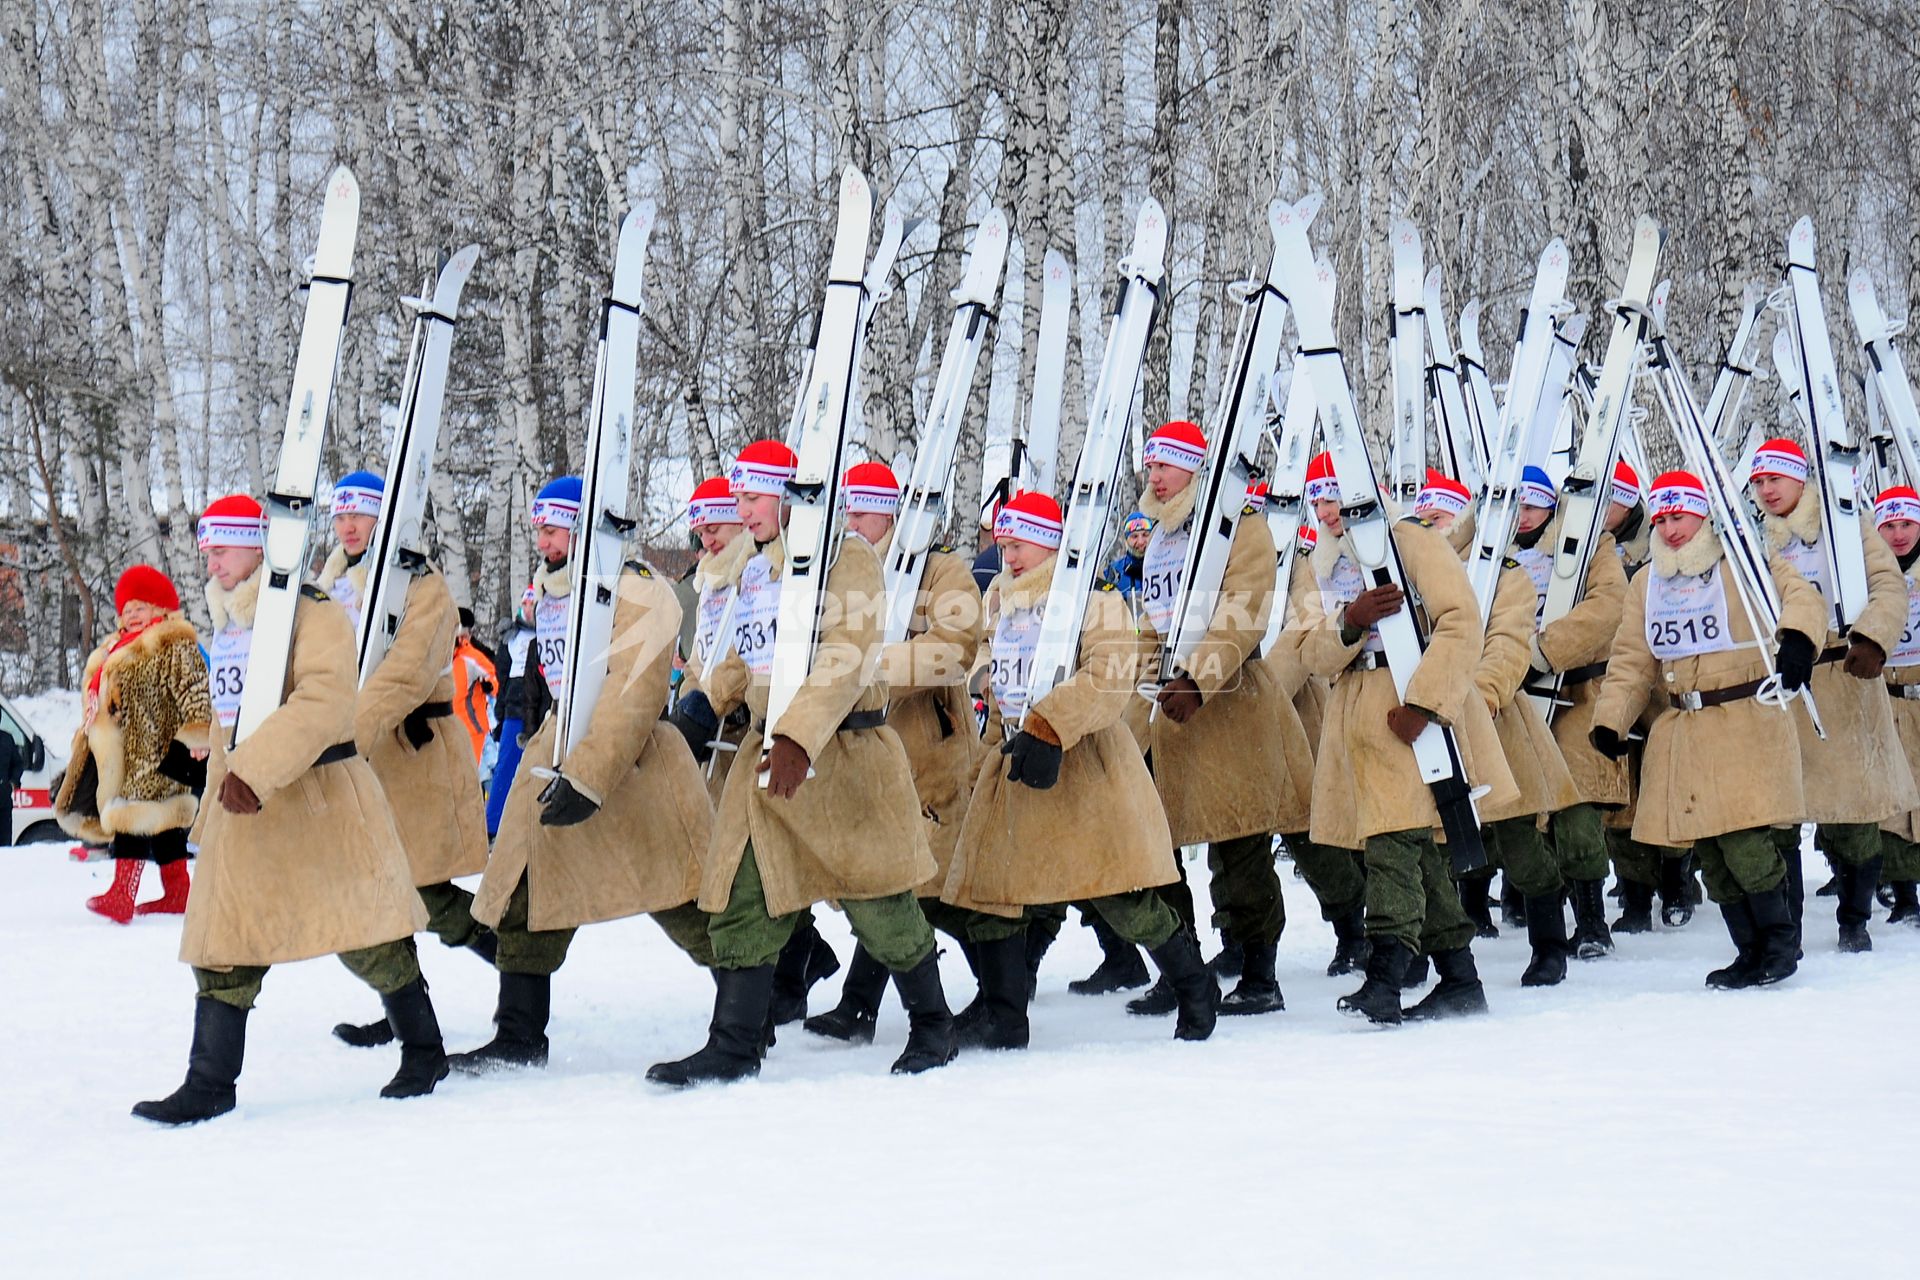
[1308,523,1350,581]
[1650,526,1725,579]
[317,546,368,604]
[205,567,264,631]
[100,616,199,681]
[695,530,756,593]
[534,559,573,601]
[1138,480,1199,533]
[1763,487,1825,552]
[756,534,787,582]
[988,555,1058,620]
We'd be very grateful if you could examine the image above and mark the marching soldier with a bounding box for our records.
[450,478,716,1074]
[314,472,496,1049]
[1293,455,1518,1024]
[1128,420,1314,1016]
[941,491,1217,1048]
[1750,439,1919,951]
[134,496,447,1124]
[803,462,987,1045]
[648,441,959,1086]
[1590,471,1825,988]
[1871,485,1920,925]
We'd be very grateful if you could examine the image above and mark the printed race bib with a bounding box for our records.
[1139,522,1189,636]
[1779,534,1832,605]
[208,624,252,728]
[1512,545,1551,622]
[535,589,570,697]
[328,573,362,633]
[732,554,780,677]
[1318,555,1385,654]
[694,583,733,668]
[991,600,1045,721]
[1892,574,1920,665]
[1644,566,1737,660]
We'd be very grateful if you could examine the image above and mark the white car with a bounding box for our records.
[2,692,66,845]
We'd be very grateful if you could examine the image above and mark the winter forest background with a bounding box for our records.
[2,0,1917,691]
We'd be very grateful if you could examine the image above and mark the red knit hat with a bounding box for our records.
[688,476,739,529]
[1243,481,1269,513]
[1649,471,1711,520]
[993,491,1064,549]
[115,564,180,615]
[842,461,901,515]
[1143,420,1207,472]
[730,439,799,497]
[1414,468,1472,518]
[1297,523,1319,551]
[197,494,266,549]
[1305,452,1340,503]
[1875,486,1920,528]
[1750,438,1809,483]
[1611,459,1642,508]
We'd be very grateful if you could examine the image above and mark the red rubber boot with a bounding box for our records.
[136,860,191,915]
[86,859,144,925]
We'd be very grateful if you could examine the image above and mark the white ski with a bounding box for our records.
[356,243,481,685]
[1847,267,1920,489]
[1259,364,1318,656]
[1386,220,1427,503]
[1152,198,1294,691]
[1271,196,1487,870]
[1024,199,1166,724]
[1423,269,1483,490]
[1781,216,1869,633]
[551,202,658,767]
[882,208,1009,646]
[1455,300,1499,482]
[759,167,877,780]
[232,166,360,747]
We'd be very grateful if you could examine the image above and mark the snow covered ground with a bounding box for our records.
[5,831,1917,1279]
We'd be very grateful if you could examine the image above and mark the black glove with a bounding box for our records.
[668,691,720,764]
[401,706,435,750]
[1002,731,1063,790]
[1776,629,1817,692]
[1588,725,1630,760]
[538,777,600,826]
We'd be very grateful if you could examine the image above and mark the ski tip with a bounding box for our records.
[1296,191,1325,228]
[1316,256,1338,303]
[1390,216,1419,249]
[1043,246,1071,284]
[1423,265,1443,294]
[980,206,1009,243]
[326,165,359,208]
[1634,213,1664,244]
[1541,238,1569,269]
[1848,264,1874,297]
[1460,298,1481,327]
[1651,280,1671,328]
[433,244,482,312]
[839,165,871,207]
[1789,215,1815,250]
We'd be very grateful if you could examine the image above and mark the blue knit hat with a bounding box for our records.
[1519,466,1558,510]
[330,469,385,518]
[531,476,583,529]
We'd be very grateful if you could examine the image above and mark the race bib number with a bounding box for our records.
[1891,574,1920,665]
[1139,522,1189,636]
[733,554,780,677]
[1779,534,1832,605]
[328,573,362,633]
[535,590,570,697]
[991,601,1045,721]
[208,624,252,728]
[694,584,732,668]
[1645,566,1737,660]
[1318,556,1384,654]
[1512,546,1551,622]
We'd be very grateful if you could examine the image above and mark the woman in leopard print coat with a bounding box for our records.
[54,565,213,923]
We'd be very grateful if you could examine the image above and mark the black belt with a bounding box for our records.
[1888,681,1920,701]
[1817,644,1850,667]
[313,741,358,766]
[754,708,889,735]
[1666,678,1766,711]
[1345,651,1388,673]
[402,699,454,749]
[1558,660,1608,687]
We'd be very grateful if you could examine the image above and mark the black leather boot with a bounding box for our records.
[646,966,775,1088]
[1218,939,1284,1015]
[1146,929,1219,1041]
[889,952,959,1074]
[803,943,889,1044]
[1209,929,1244,980]
[1889,879,1920,925]
[769,914,841,1026]
[1404,947,1489,1021]
[957,935,1030,1051]
[1070,914,1151,995]
[1337,936,1410,1026]
[332,1014,396,1048]
[1657,857,1695,927]
[1023,918,1057,1002]
[1837,855,1882,954]
[1706,899,1763,989]
[133,998,248,1125]
[1569,879,1615,959]
[1500,876,1528,927]
[1748,886,1799,985]
[448,972,551,1074]
[378,977,449,1099]
[1457,874,1498,939]
[1612,879,1655,933]
[1325,907,1371,977]
[1520,893,1569,987]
